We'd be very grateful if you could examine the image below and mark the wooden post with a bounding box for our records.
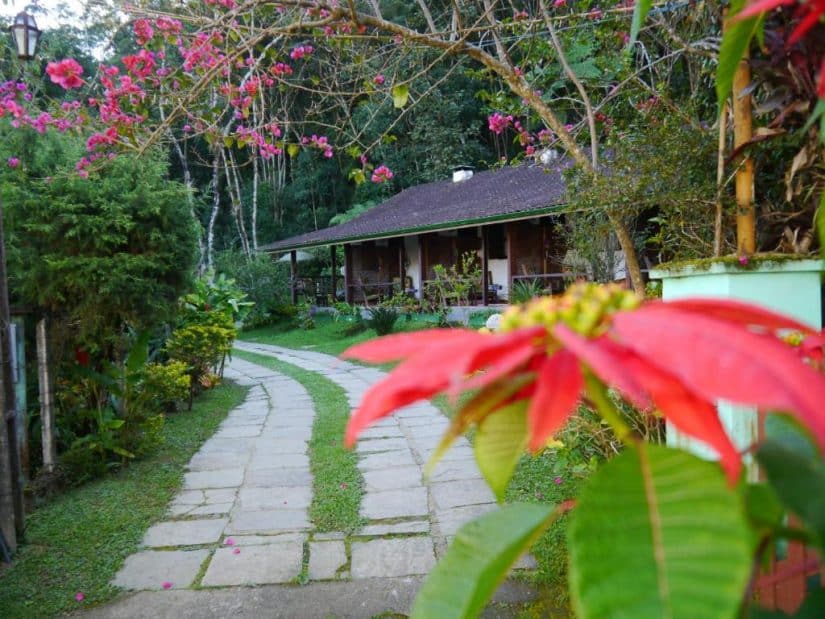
[0,197,21,548]
[290,250,298,304]
[505,223,514,296]
[37,319,56,474]
[481,227,489,306]
[330,245,337,304]
[398,241,405,293]
[417,234,425,301]
[344,244,352,304]
[733,54,755,255]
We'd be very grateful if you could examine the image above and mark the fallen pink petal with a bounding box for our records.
[75,592,85,602]
[233,548,241,555]
[161,581,173,590]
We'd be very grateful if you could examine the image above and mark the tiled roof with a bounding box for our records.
[261,160,571,252]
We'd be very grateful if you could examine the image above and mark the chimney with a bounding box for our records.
[452,165,474,183]
[539,149,559,165]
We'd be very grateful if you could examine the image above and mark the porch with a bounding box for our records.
[284,216,593,307]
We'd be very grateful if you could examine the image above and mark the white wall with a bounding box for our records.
[489,259,509,300]
[403,236,422,298]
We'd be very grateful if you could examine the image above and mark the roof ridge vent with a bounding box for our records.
[452,165,474,183]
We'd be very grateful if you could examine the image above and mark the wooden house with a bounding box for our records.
[261,161,589,305]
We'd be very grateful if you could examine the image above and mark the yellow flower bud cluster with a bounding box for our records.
[498,282,640,337]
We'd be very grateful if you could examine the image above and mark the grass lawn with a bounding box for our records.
[0,382,248,619]
[241,313,442,357]
[232,349,365,533]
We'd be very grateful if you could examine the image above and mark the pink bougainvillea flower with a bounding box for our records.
[232,548,241,555]
[224,537,234,546]
[45,59,84,89]
[342,283,825,484]
[161,581,173,589]
[75,592,85,602]
[7,157,19,168]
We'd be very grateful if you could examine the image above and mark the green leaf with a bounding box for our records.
[348,168,366,185]
[473,401,529,502]
[756,439,825,551]
[411,503,560,619]
[569,444,752,619]
[287,143,300,158]
[627,0,652,49]
[112,445,135,458]
[716,0,764,111]
[742,483,784,530]
[126,331,150,375]
[223,136,234,148]
[392,83,410,109]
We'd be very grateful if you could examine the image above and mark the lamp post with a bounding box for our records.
[0,9,41,560]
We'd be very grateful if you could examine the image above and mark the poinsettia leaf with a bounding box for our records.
[569,444,752,619]
[748,588,825,618]
[527,350,583,451]
[756,440,825,552]
[619,351,741,483]
[613,306,825,455]
[474,401,529,501]
[411,502,560,619]
[425,374,533,477]
[341,328,477,363]
[553,325,651,409]
[659,297,816,335]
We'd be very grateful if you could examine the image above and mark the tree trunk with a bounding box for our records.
[206,149,221,271]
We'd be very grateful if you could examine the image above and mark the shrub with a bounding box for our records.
[367,306,399,335]
[215,251,290,327]
[166,323,236,403]
[296,302,315,330]
[509,278,545,304]
[135,361,190,413]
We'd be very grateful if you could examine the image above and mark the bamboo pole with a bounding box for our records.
[714,103,728,257]
[733,54,756,255]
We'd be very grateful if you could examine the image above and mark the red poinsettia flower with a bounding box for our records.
[342,284,825,484]
[736,0,825,97]
[737,0,825,45]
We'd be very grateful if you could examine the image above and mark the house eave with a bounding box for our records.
[260,203,567,254]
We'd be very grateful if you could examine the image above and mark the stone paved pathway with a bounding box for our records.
[108,342,534,613]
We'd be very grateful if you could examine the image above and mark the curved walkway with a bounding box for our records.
[91,345,535,618]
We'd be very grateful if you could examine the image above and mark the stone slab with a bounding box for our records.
[211,426,262,439]
[245,467,313,488]
[362,466,422,492]
[430,478,496,511]
[238,487,312,510]
[249,453,310,469]
[351,537,436,579]
[224,533,306,546]
[253,440,308,455]
[226,509,311,534]
[355,437,409,453]
[183,468,244,490]
[143,518,228,547]
[359,520,430,536]
[308,541,347,580]
[356,425,404,440]
[187,453,249,471]
[361,487,429,520]
[201,542,303,586]
[113,549,209,590]
[358,450,417,471]
[428,458,485,483]
[435,504,498,536]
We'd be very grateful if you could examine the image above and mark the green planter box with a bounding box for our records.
[650,258,824,479]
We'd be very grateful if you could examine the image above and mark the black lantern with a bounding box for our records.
[10,11,41,60]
